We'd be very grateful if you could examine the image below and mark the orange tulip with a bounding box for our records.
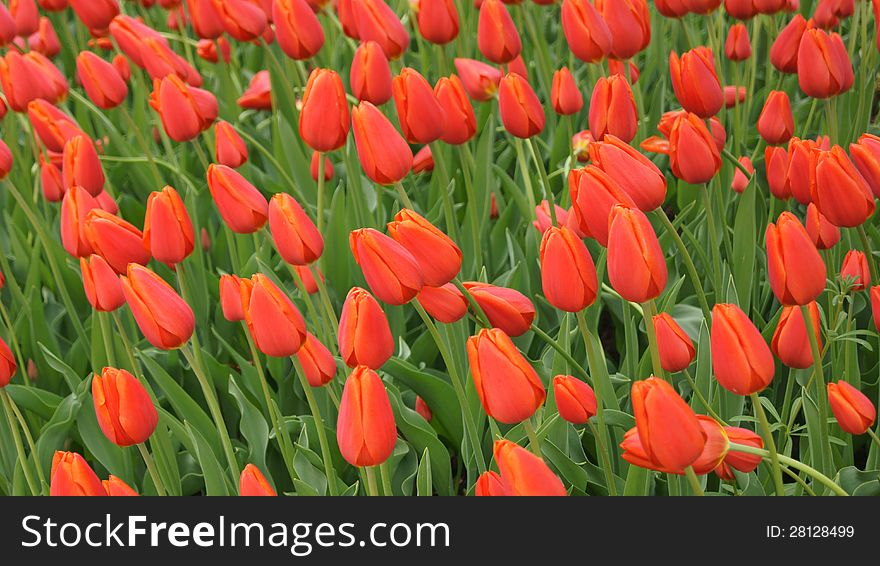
[724,85,747,107]
[532,200,569,234]
[50,451,106,496]
[588,136,666,212]
[607,205,667,303]
[475,470,506,496]
[771,302,821,369]
[109,14,165,67]
[710,303,775,395]
[121,264,195,350]
[206,164,269,234]
[196,38,231,64]
[417,0,459,45]
[60,186,100,258]
[607,59,640,83]
[412,145,434,174]
[467,328,545,424]
[764,145,791,200]
[213,120,248,169]
[813,146,875,228]
[687,416,730,475]
[149,75,217,142]
[850,133,880,199]
[493,439,566,496]
[296,332,336,387]
[338,287,394,368]
[553,375,597,425]
[337,365,397,467]
[268,193,323,266]
[392,68,447,144]
[27,99,85,153]
[213,0,267,41]
[416,283,468,323]
[62,135,104,197]
[0,50,66,112]
[560,0,611,63]
[143,186,194,265]
[299,68,350,153]
[730,156,754,193]
[80,254,125,312]
[477,0,521,64]
[350,41,392,105]
[668,112,722,184]
[653,312,696,372]
[550,67,583,116]
[351,101,413,185]
[351,0,409,59]
[714,427,763,480]
[274,0,324,60]
[0,140,11,180]
[350,227,424,305]
[140,37,203,87]
[76,51,127,109]
[827,381,876,435]
[805,202,840,250]
[92,367,157,447]
[434,75,476,145]
[294,263,323,294]
[186,0,224,39]
[239,464,276,496]
[219,274,251,322]
[539,226,598,312]
[588,74,637,143]
[766,211,826,305]
[453,57,502,102]
[725,23,751,61]
[69,0,119,32]
[83,209,150,274]
[568,167,635,247]
[9,0,39,37]
[757,90,794,145]
[498,73,544,138]
[782,137,817,205]
[594,0,650,60]
[387,209,461,287]
[237,70,272,110]
[770,14,807,74]
[462,282,535,337]
[0,336,16,387]
[244,274,307,357]
[103,475,139,496]
[841,250,870,291]
[797,28,853,99]
[310,152,334,182]
[669,47,723,119]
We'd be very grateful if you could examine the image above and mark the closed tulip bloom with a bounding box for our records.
[213,120,248,168]
[186,0,224,39]
[196,38,229,64]
[350,41,392,105]
[607,205,667,303]
[213,0,267,41]
[607,59,640,84]
[723,0,756,18]
[39,157,65,201]
[494,439,566,496]
[140,37,204,87]
[0,140,11,179]
[653,312,696,372]
[714,427,763,480]
[0,4,13,45]
[244,274,307,357]
[550,67,582,116]
[338,287,394,368]
[296,332,336,387]
[80,255,125,312]
[588,75,637,143]
[149,75,217,142]
[568,166,635,246]
[595,0,650,60]
[109,15,165,67]
[668,112,722,184]
[310,152,334,182]
[0,336,16,387]
[475,471,506,496]
[417,0,459,44]
[724,85,747,107]
[434,75,476,145]
[27,99,85,153]
[10,0,39,37]
[351,101,413,185]
[239,464,276,496]
[60,186,102,258]
[351,0,409,59]
[731,156,754,193]
[206,164,269,233]
[417,283,468,323]
[533,200,569,233]
[69,0,119,31]
[103,476,138,496]
[827,381,876,435]
[765,146,791,200]
[477,0,521,64]
[770,14,807,73]
[553,375,597,425]
[392,68,447,144]
[560,0,612,63]
[92,367,157,447]
[687,416,730,475]
[219,274,252,322]
[62,135,104,196]
[725,23,751,61]
[766,212,826,305]
[711,303,775,395]
[467,328,545,424]
[588,136,666,211]
[83,209,150,274]
[121,264,195,349]
[269,193,323,266]
[337,365,397,467]
[350,227,424,304]
[462,282,535,337]
[0,51,55,112]
[783,137,818,204]
[76,51,127,109]
[797,28,853,98]
[453,58,502,102]
[412,145,434,174]
[669,47,723,118]
[143,186,194,265]
[757,91,794,145]
[841,250,870,291]
[771,302,821,369]
[498,73,544,138]
[813,146,875,227]
[387,209,461,287]
[274,0,324,60]
[299,69,350,153]
[50,451,106,496]
[850,133,880,199]
[805,202,840,249]
[539,226,598,312]
[237,70,272,110]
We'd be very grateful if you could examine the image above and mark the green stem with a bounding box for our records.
[6,394,47,491]
[117,104,164,186]
[430,142,458,242]
[393,181,415,211]
[0,390,39,495]
[750,392,785,496]
[365,465,380,496]
[291,356,339,496]
[654,210,711,319]
[513,137,539,218]
[702,183,725,299]
[522,417,542,457]
[867,428,880,451]
[684,466,704,496]
[801,303,833,479]
[856,225,877,284]
[379,461,394,496]
[527,137,557,226]
[530,322,590,381]
[728,442,848,496]
[458,145,482,276]
[452,278,491,328]
[136,442,167,496]
[682,368,726,425]
[586,421,617,496]
[641,300,666,381]
[316,152,326,236]
[98,312,117,368]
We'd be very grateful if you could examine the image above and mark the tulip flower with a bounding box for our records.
[351,0,410,59]
[725,23,751,61]
[453,58,502,102]
[80,254,125,312]
[766,211,826,305]
[688,416,730,475]
[417,0,459,45]
[731,156,754,193]
[872,285,880,332]
[783,137,818,205]
[770,14,807,74]
[60,186,100,258]
[0,51,67,112]
[655,0,689,18]
[714,427,763,480]
[539,226,598,312]
[475,471,506,496]
[588,75,637,143]
[337,365,397,467]
[723,0,757,18]
[351,101,413,185]
[27,99,85,153]
[350,227,424,305]
[764,145,791,200]
[560,0,612,63]
[196,38,231,64]
[669,47,724,119]
[607,59,640,83]
[121,264,195,350]
[553,375,597,425]
[149,75,217,142]
[550,67,583,116]
[711,303,775,395]
[273,0,324,60]
[462,282,535,337]
[771,302,821,369]
[413,396,432,422]
[296,332,337,387]
[757,91,794,145]
[61,135,104,197]
[0,336,16,387]
[850,133,880,199]
[841,250,870,291]
[299,69,350,153]
[103,476,138,496]
[392,68,447,144]
[10,0,39,37]
[310,152,334,182]
[92,367,157,447]
[244,274,307,357]
[477,0,521,64]
[412,145,434,174]
[268,193,323,266]
[338,287,395,368]
[588,136,667,211]
[668,112,722,184]
[724,85,747,107]
[76,51,127,109]
[434,75,476,145]
[533,201,569,233]
[206,164,269,234]
[219,275,252,322]
[143,186,195,265]
[212,0,267,41]
[607,205,667,303]
[83,209,150,274]
[498,73,544,139]
[237,70,272,110]
[387,209,461,287]
[50,451,106,496]
[467,328,545,423]
[350,41,392,105]
[805,202,840,250]
[213,120,248,169]
[109,14,165,67]
[594,0,651,60]
[623,377,706,473]
[417,283,468,323]
[239,464,276,496]
[827,381,876,435]
[69,0,119,32]
[568,167,635,246]
[653,313,696,372]
[0,140,11,180]
[797,28,853,98]
[493,439,567,496]
[813,146,875,228]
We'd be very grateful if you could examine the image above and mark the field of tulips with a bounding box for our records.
[0,0,879,499]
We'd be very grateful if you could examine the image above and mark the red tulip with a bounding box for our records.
[273,0,324,60]
[244,274,307,356]
[477,0,521,64]
[771,302,821,369]
[841,250,870,291]
[416,283,468,323]
[462,282,535,337]
[0,140,11,180]
[350,41,392,105]
[827,381,876,435]
[725,23,751,61]
[299,69,350,153]
[783,137,818,204]
[296,332,336,387]
[560,0,612,63]
[103,476,138,496]
[350,227,424,305]
[757,90,794,145]
[27,99,85,153]
[653,312,696,372]
[588,75,636,143]
[731,156,754,193]
[149,75,217,142]
[338,287,394,368]
[337,365,397,467]
[393,68,447,144]
[417,0,459,45]
[69,0,119,32]
[121,264,195,350]
[594,0,651,60]
[268,193,323,266]
[387,209,461,287]
[668,112,722,184]
[434,75,476,145]
[710,303,775,395]
[714,427,763,480]
[412,145,434,174]
[0,336,16,387]
[498,73,544,138]
[813,146,875,227]
[724,85,747,107]
[237,70,272,110]
[493,439,566,496]
[474,471,506,496]
[62,135,104,196]
[669,47,723,119]
[550,67,583,116]
[351,101,413,185]
[553,375,597,425]
[80,254,125,312]
[60,186,100,258]
[206,164,269,234]
[310,152,334,182]
[797,28,853,98]
[239,464,276,496]
[76,51,127,109]
[83,209,150,274]
[765,145,791,200]
[351,0,410,59]
[214,120,248,168]
[607,205,667,303]
[850,133,880,199]
[92,367,157,447]
[539,226,598,312]
[770,13,807,73]
[50,451,106,496]
[568,166,634,246]
[453,58,502,102]
[143,186,195,265]
[588,136,666,211]
[805,202,840,250]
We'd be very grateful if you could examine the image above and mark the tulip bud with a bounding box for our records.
[350,41,392,105]
[0,4,14,45]
[299,69,350,153]
[338,287,394,368]
[213,121,248,169]
[757,90,794,145]
[434,75,476,145]
[805,202,840,250]
[416,283,468,323]
[92,367,157,447]
[607,205,667,303]
[387,209,461,287]
[337,365,398,467]
[771,302,821,369]
[219,274,251,322]
[711,303,775,395]
[560,0,612,63]
[50,451,106,496]
[474,471,506,496]
[668,112,722,184]
[414,396,432,422]
[296,332,337,387]
[350,227,424,305]
[417,0,459,45]
[849,133,880,199]
[608,59,640,83]
[724,85,746,107]
[239,464,276,496]
[568,167,634,247]
[80,254,125,312]
[10,0,38,37]
[827,381,876,435]
[770,14,807,73]
[69,0,119,32]
[351,101,413,185]
[206,164,269,234]
[669,47,723,118]
[493,439,566,495]
[595,0,651,60]
[550,67,583,116]
[532,201,569,234]
[411,145,434,174]
[149,75,218,142]
[237,70,272,110]
[813,146,875,227]
[553,375,597,425]
[60,186,101,258]
[268,193,323,266]
[764,145,791,200]
[0,336,16,387]
[213,0,268,41]
[274,0,324,60]
[498,73,544,138]
[0,140,11,180]
[143,186,194,265]
[841,250,870,291]
[539,226,598,312]
[83,209,150,274]
[244,274,307,357]
[121,264,195,350]
[725,23,751,61]
[731,156,754,193]
[392,68,447,144]
[62,135,104,196]
[587,136,666,212]
[477,0,521,64]
[766,211,826,305]
[27,99,85,153]
[467,328,545,424]
[351,0,410,59]
[588,74,637,143]
[653,312,696,372]
[76,51,127,109]
[453,58,502,102]
[797,28,853,99]
[462,282,535,337]
[714,426,763,480]
[103,475,138,496]
[310,151,334,182]
[782,137,817,204]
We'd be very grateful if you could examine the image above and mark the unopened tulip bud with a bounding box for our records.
[244,274,307,357]
[143,186,195,265]
[560,0,612,63]
[453,57,502,102]
[350,228,424,305]
[92,367,157,446]
[714,427,763,480]
[725,23,751,61]
[351,101,413,185]
[731,156,754,193]
[269,193,323,266]
[553,375,597,425]
[540,226,598,312]
[50,451,106,496]
[493,439,566,495]
[462,282,535,337]
[771,302,821,369]
[841,250,870,291]
[757,91,794,145]
[206,164,269,234]
[239,464,276,496]
[550,67,583,116]
[813,146,875,228]
[595,0,651,60]
[711,303,775,395]
[350,41,392,105]
[296,332,336,387]
[607,205,667,303]
[653,312,696,372]
[337,365,397,467]
[121,264,195,350]
[80,254,125,312]
[387,209,461,287]
[477,0,521,64]
[498,73,544,138]
[339,287,394,368]
[827,381,876,435]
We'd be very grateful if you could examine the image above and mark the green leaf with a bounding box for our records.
[416,448,432,496]
[185,422,231,496]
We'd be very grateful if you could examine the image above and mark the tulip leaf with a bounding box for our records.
[75,390,128,479]
[185,422,231,496]
[5,385,62,421]
[416,448,433,496]
[228,376,269,474]
[732,179,757,312]
[838,466,880,496]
